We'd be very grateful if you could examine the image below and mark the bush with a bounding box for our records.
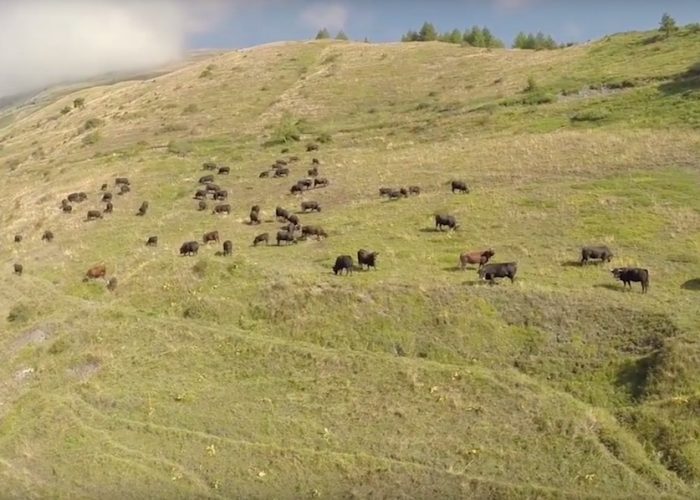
[167,140,193,156]
[82,118,104,131]
[60,106,72,115]
[81,131,101,146]
[7,303,31,323]
[571,109,610,122]
[182,103,199,114]
[73,97,85,109]
[316,132,332,144]
[266,114,302,146]
[686,23,700,33]
[525,75,538,93]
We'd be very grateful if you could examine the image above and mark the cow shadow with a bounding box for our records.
[594,283,626,293]
[419,228,440,233]
[560,260,582,268]
[681,279,700,291]
[443,266,464,272]
[462,280,485,287]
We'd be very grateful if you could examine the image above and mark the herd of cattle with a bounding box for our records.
[10,154,651,294]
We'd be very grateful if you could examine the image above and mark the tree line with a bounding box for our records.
[401,22,506,48]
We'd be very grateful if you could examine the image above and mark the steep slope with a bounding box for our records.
[1,30,699,498]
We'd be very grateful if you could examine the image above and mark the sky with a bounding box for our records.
[0,1,698,98]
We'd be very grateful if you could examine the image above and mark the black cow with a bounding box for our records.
[223,240,233,256]
[581,246,613,265]
[203,231,220,244]
[276,230,296,245]
[68,192,87,203]
[42,230,54,242]
[199,174,215,184]
[479,262,517,284]
[435,214,458,231]
[291,184,304,195]
[379,187,394,197]
[115,177,130,186]
[62,204,73,213]
[100,183,108,191]
[205,183,220,193]
[118,184,130,195]
[218,166,230,175]
[289,156,300,162]
[202,161,217,171]
[251,204,261,213]
[250,210,261,225]
[301,201,321,212]
[253,233,269,246]
[388,190,407,200]
[451,181,470,194]
[275,159,288,166]
[198,200,207,211]
[13,263,23,276]
[214,190,228,201]
[409,186,421,195]
[146,236,158,247]
[87,210,103,220]
[180,241,199,256]
[194,189,207,200]
[611,268,649,293]
[333,255,353,275]
[357,249,378,270]
[136,201,149,216]
[276,207,290,220]
[102,192,113,202]
[286,214,300,227]
[104,202,113,214]
[107,277,118,291]
[14,234,22,243]
[274,168,289,178]
[314,178,329,188]
[312,158,320,165]
[212,204,231,215]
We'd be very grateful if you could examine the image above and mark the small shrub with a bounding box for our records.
[686,23,700,33]
[525,75,538,93]
[182,103,199,114]
[606,80,636,90]
[60,106,72,115]
[6,158,21,170]
[316,132,332,144]
[571,109,610,122]
[7,303,31,323]
[73,97,85,109]
[266,114,302,146]
[199,68,213,78]
[167,140,192,156]
[82,131,101,146]
[82,118,104,131]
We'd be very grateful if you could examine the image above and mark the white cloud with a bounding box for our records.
[299,3,349,32]
[0,0,231,98]
[493,0,539,11]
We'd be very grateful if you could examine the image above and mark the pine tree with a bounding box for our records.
[659,13,678,38]
[335,30,349,41]
[513,32,528,49]
[315,28,331,40]
[418,22,438,42]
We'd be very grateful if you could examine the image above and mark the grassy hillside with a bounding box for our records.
[1,28,699,499]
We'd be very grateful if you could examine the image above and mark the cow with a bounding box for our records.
[87,210,103,220]
[62,204,73,213]
[106,277,118,291]
[259,171,270,178]
[388,190,407,200]
[611,268,649,293]
[357,249,378,270]
[251,205,261,213]
[203,231,220,244]
[68,192,87,203]
[301,225,328,240]
[451,181,470,194]
[274,168,289,178]
[61,198,70,207]
[146,236,158,247]
[379,187,394,197]
[199,174,215,184]
[214,190,228,201]
[202,161,217,171]
[179,241,199,256]
[14,235,22,243]
[115,177,130,186]
[435,214,458,231]
[297,178,313,190]
[409,186,421,195]
[460,249,495,270]
[314,177,329,188]
[212,204,231,215]
[118,184,130,195]
[104,202,113,214]
[205,183,220,193]
[136,201,149,216]
[102,192,113,202]
[198,200,207,211]
[333,255,353,275]
[275,159,288,167]
[581,246,614,265]
[312,158,320,165]
[100,183,108,191]
[194,189,207,200]
[253,233,269,246]
[276,207,290,220]
[308,166,319,177]
[286,214,300,227]
[290,184,304,195]
[250,209,261,225]
[307,143,319,152]
[41,230,54,242]
[301,201,321,212]
[84,264,107,280]
[13,263,23,276]
[222,240,233,256]
[479,262,517,284]
[276,229,296,245]
[218,166,230,175]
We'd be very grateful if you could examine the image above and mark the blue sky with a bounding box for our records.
[190,0,700,49]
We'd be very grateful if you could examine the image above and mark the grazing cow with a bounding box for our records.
[435,214,459,231]
[276,229,296,245]
[214,190,228,201]
[301,201,321,212]
[118,184,130,195]
[289,156,300,162]
[146,236,158,247]
[180,241,199,256]
[611,268,649,293]
[314,177,329,188]
[307,143,319,152]
[479,262,517,284]
[308,167,319,177]
[205,183,220,193]
[581,246,613,265]
[301,225,328,240]
[357,249,378,270]
[223,240,233,256]
[198,200,207,211]
[250,209,261,225]
[85,264,107,280]
[100,183,108,191]
[202,161,217,171]
[253,233,269,246]
[104,202,113,214]
[14,235,22,243]
[68,192,87,203]
[460,249,495,270]
[14,263,23,276]
[251,205,261,213]
[218,166,230,175]
[298,178,313,190]
[276,207,290,220]
[451,181,470,194]
[379,187,394,197]
[203,231,220,244]
[312,158,320,165]
[41,230,54,242]
[115,177,130,186]
[259,171,270,178]
[102,192,113,202]
[409,186,421,195]
[194,189,207,200]
[199,174,215,184]
[388,190,407,200]
[399,187,409,197]
[106,277,118,291]
[286,214,300,227]
[274,168,289,178]
[275,159,288,166]
[87,210,103,220]
[333,255,353,275]
[136,201,149,216]
[62,204,73,213]
[291,184,304,195]
[212,204,231,215]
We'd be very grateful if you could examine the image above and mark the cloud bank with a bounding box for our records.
[0,0,227,98]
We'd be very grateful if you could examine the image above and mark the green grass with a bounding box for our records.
[0,29,699,498]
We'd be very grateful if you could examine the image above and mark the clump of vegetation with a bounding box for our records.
[182,103,199,114]
[81,118,104,132]
[199,64,216,79]
[513,31,560,50]
[335,30,349,41]
[81,131,101,146]
[60,106,72,115]
[73,97,85,109]
[571,109,610,122]
[524,75,539,93]
[659,13,678,38]
[401,22,504,48]
[167,140,193,156]
[192,259,209,278]
[316,132,332,144]
[315,28,331,40]
[265,114,302,146]
[7,303,31,323]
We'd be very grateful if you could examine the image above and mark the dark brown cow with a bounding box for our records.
[218,166,230,175]
[460,249,495,270]
[146,236,158,246]
[306,143,319,152]
[136,201,149,216]
[308,166,319,177]
[203,231,220,244]
[581,246,613,265]
[408,186,421,195]
[222,240,233,256]
[194,189,207,200]
[42,230,54,242]
[14,234,22,243]
[213,204,231,215]
[180,241,199,256]
[612,268,649,293]
[68,192,87,203]
[286,214,300,227]
[250,209,261,225]
[118,184,130,195]
[107,277,118,291]
[276,229,296,245]
[301,225,328,240]
[451,181,469,194]
[104,202,113,214]
[312,158,320,165]
[274,168,289,178]
[13,263,23,276]
[357,249,378,270]
[205,183,220,193]
[214,190,228,201]
[102,192,113,202]
[379,187,394,197]
[62,204,73,213]
[199,174,215,184]
[87,210,103,220]
[100,183,108,191]
[314,177,329,188]
[198,200,207,211]
[435,214,458,231]
[202,161,217,171]
[259,170,271,178]
[276,207,290,220]
[253,233,269,246]
[115,177,130,186]
[290,184,304,195]
[479,263,517,284]
[333,255,353,275]
[301,201,321,212]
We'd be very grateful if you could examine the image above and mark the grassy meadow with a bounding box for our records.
[0,28,699,498]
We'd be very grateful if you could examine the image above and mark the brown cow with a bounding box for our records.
[253,233,269,246]
[42,230,54,242]
[86,210,103,220]
[136,201,149,216]
[84,264,107,281]
[104,202,113,214]
[203,231,220,244]
[13,263,23,276]
[460,249,495,270]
